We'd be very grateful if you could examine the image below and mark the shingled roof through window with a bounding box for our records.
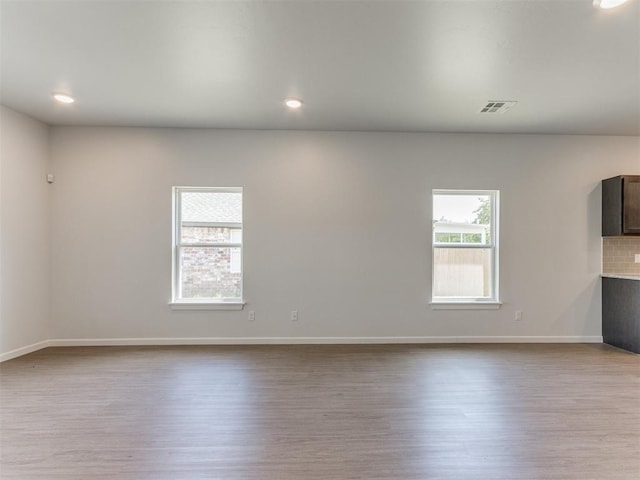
[181,191,242,223]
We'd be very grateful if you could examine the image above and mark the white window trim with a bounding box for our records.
[431,189,500,308]
[169,301,245,311]
[429,301,502,310]
[171,186,245,309]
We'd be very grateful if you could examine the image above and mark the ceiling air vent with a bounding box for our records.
[479,101,517,114]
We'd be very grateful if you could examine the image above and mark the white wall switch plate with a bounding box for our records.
[635,254,640,263]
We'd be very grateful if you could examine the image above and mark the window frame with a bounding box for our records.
[431,189,500,308]
[171,186,245,309]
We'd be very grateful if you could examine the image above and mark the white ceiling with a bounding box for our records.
[1,0,639,135]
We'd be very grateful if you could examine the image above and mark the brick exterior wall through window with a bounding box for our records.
[180,226,241,298]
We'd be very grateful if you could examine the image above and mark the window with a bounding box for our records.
[172,187,243,305]
[432,190,499,305]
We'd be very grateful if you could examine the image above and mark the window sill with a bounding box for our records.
[170,301,246,311]
[430,301,502,310]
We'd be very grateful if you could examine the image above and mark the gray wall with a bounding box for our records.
[48,127,640,341]
[0,106,51,356]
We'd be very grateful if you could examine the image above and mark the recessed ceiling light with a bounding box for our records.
[479,101,517,114]
[284,98,303,109]
[593,0,628,9]
[52,93,75,104]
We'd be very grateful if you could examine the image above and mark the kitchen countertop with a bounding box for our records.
[601,274,640,281]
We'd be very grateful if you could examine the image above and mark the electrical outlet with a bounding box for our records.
[515,310,523,321]
[291,310,298,322]
[248,310,255,322]
[635,254,640,264]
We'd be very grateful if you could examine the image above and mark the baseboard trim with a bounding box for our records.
[1,336,604,360]
[0,340,51,362]
[49,336,603,347]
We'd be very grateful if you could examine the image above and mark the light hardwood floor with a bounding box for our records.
[1,344,638,479]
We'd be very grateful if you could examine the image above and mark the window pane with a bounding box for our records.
[230,247,241,274]
[435,232,461,243]
[181,191,242,224]
[181,226,241,244]
[433,248,492,298]
[180,247,242,299]
[433,194,491,245]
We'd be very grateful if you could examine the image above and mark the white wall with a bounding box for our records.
[49,127,639,342]
[0,106,51,356]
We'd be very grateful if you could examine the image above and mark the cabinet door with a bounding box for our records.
[623,176,640,234]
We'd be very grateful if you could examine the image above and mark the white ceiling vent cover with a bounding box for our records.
[480,101,517,114]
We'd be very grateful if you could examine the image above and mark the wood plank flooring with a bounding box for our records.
[1,344,638,479]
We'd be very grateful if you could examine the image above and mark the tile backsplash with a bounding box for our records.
[603,237,640,275]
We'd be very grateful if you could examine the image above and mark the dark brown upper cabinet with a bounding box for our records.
[602,175,640,236]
